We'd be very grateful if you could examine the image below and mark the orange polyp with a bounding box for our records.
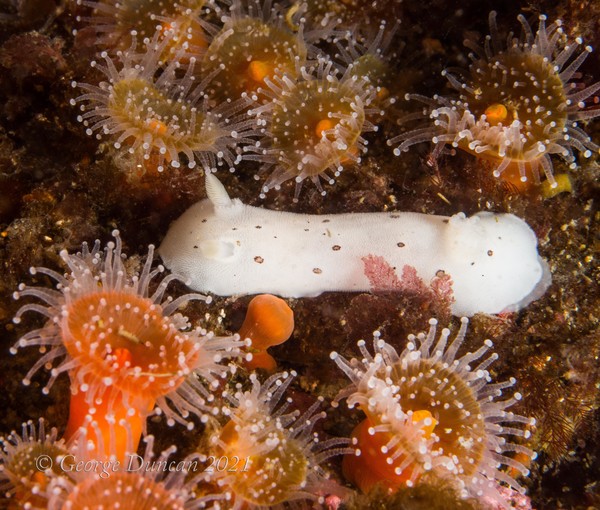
[239,294,294,371]
[110,347,133,369]
[64,291,195,400]
[411,409,437,439]
[315,119,336,139]
[484,103,508,124]
[30,471,48,490]
[147,119,169,136]
[60,289,200,460]
[343,418,414,493]
[248,60,273,84]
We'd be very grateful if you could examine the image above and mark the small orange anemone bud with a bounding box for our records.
[238,294,294,372]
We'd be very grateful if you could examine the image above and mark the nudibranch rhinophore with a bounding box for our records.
[158,174,551,316]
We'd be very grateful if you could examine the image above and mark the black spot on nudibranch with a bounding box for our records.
[322,219,330,223]
[313,268,322,274]
[202,219,207,223]
[193,245,198,249]
[397,242,405,248]
[487,250,494,256]
[255,225,262,229]
[332,245,341,251]
[254,256,264,264]
[390,214,400,219]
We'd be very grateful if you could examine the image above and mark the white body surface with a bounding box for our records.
[159,174,550,316]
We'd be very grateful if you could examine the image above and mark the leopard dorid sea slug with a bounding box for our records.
[158,173,550,316]
[330,318,536,506]
[11,230,242,459]
[389,12,600,188]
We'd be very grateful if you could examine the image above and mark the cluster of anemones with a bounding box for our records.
[11,231,243,460]
[4,230,350,508]
[71,0,396,198]
[4,2,555,508]
[1,419,221,510]
[3,227,538,508]
[73,2,600,194]
[389,11,600,190]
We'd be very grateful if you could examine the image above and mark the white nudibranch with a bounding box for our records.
[158,174,551,316]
